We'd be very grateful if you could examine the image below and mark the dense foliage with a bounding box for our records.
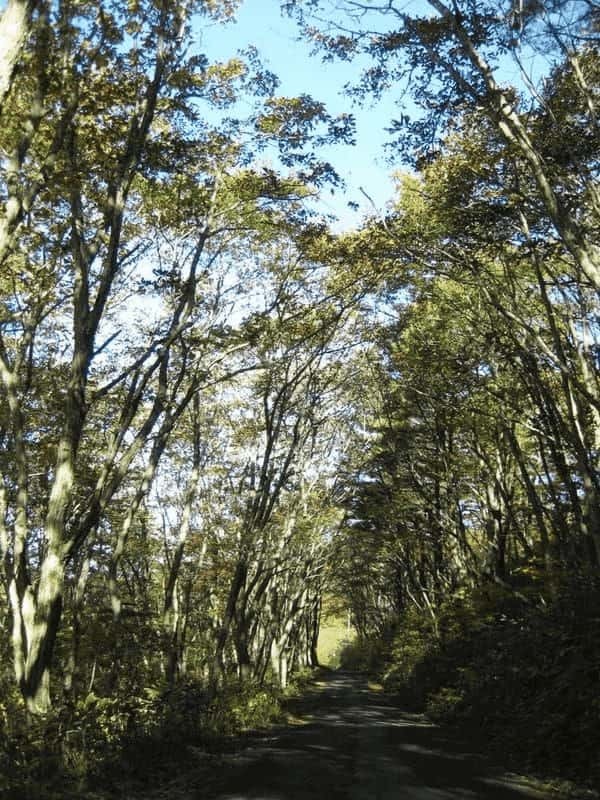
[0,0,599,796]
[340,578,600,791]
[298,0,600,791]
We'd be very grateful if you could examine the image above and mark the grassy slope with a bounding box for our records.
[317,615,354,667]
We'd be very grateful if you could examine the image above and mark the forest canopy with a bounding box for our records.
[0,0,599,795]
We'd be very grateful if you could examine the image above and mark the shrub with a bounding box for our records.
[206,680,282,735]
[374,579,600,789]
[338,635,387,673]
[425,686,464,722]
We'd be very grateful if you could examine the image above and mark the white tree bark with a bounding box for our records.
[0,0,36,114]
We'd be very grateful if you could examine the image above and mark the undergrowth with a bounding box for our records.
[340,574,600,792]
[0,675,289,799]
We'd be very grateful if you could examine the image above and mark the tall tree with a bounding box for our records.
[0,0,353,712]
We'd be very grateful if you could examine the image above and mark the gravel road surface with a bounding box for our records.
[200,671,555,800]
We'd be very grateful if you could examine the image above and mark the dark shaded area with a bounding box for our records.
[347,582,600,792]
[199,671,557,800]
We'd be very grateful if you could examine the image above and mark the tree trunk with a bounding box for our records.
[211,558,247,687]
[0,0,38,116]
[10,550,64,714]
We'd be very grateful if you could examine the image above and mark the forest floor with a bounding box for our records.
[101,670,597,800]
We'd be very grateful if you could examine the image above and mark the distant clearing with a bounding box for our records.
[317,615,354,667]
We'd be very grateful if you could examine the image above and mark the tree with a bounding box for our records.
[290,1,599,271]
[209,241,353,685]
[0,0,40,115]
[0,0,354,713]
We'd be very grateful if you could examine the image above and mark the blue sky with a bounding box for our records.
[195,0,556,230]
[197,0,401,229]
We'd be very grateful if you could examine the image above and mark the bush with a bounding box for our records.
[0,678,208,797]
[206,680,282,735]
[338,635,387,673]
[0,670,292,799]
[424,686,464,722]
[356,578,600,790]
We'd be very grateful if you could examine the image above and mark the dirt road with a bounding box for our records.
[196,671,558,800]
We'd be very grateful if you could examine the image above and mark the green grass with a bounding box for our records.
[317,617,355,667]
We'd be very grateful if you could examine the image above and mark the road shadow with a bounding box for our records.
[200,672,555,800]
